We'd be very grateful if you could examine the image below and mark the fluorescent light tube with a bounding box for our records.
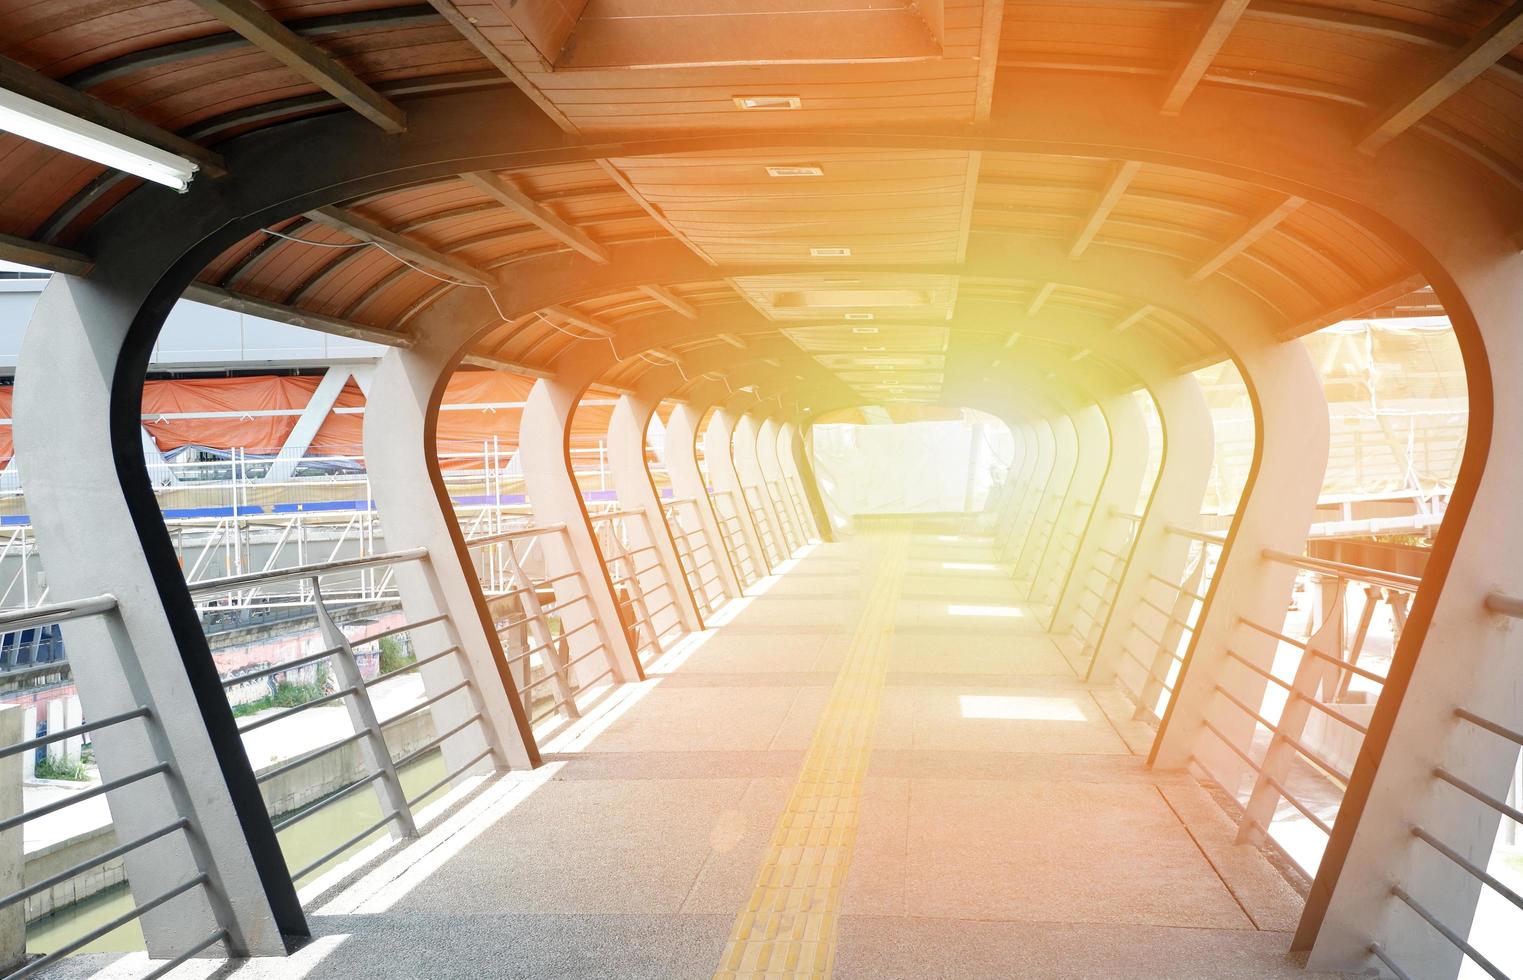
[0,88,197,191]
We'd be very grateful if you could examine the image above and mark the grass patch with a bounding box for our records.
[231,666,330,718]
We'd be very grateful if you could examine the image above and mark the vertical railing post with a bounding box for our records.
[307,577,418,839]
[668,400,744,597]
[502,540,578,719]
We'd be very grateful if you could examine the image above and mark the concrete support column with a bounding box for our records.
[1088,376,1213,685]
[363,347,540,770]
[1151,338,1329,782]
[520,378,642,682]
[1013,416,1072,581]
[755,416,806,551]
[1301,252,1523,977]
[1003,419,1057,564]
[1052,392,1148,635]
[707,404,770,576]
[779,421,830,542]
[13,274,298,954]
[667,401,743,598]
[605,393,703,632]
[1031,404,1111,615]
[733,412,791,562]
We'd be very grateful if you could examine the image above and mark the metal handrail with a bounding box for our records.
[1262,548,1422,592]
[588,508,647,522]
[1485,591,1523,618]
[465,522,567,549]
[0,593,117,632]
[1165,524,1226,545]
[0,705,150,759]
[190,547,428,594]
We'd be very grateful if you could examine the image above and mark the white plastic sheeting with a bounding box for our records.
[809,408,1013,529]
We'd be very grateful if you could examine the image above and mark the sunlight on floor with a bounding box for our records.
[958,695,1088,721]
[947,604,1025,618]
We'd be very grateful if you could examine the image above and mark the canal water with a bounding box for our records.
[25,752,448,955]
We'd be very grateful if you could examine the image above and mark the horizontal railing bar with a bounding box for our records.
[1367,943,1416,980]
[465,523,567,548]
[363,645,462,688]
[1213,684,1281,736]
[1392,885,1508,980]
[350,613,451,647]
[0,818,189,912]
[1166,524,1226,545]
[405,747,494,808]
[8,874,210,980]
[1301,697,1370,735]
[236,685,360,735]
[1303,644,1388,684]
[0,593,117,633]
[140,928,229,980]
[1261,771,1333,835]
[1262,548,1422,592]
[1239,617,1308,650]
[542,594,591,617]
[391,713,482,771]
[256,730,370,784]
[190,548,429,594]
[1148,573,1205,602]
[1225,649,1293,691]
[1412,826,1523,916]
[221,645,343,689]
[588,508,647,521]
[505,618,598,667]
[291,811,400,882]
[272,771,384,833]
[0,762,169,833]
[0,705,151,759]
[1434,768,1523,824]
[1454,707,1523,746]
[1484,592,1523,618]
[1201,719,1264,774]
[379,680,471,727]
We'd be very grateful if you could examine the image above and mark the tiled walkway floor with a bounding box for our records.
[56,530,1358,980]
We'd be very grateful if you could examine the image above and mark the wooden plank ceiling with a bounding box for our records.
[2,0,1519,404]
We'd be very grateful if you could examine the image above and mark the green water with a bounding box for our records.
[25,753,449,956]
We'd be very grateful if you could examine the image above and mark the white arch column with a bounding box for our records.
[13,274,297,954]
[778,420,829,542]
[1013,415,1075,585]
[1151,339,1330,785]
[732,410,792,564]
[1087,376,1214,685]
[991,423,1038,546]
[705,400,771,578]
[363,347,541,770]
[664,399,744,599]
[756,415,807,551]
[1030,403,1111,616]
[1051,391,1148,636]
[519,379,643,683]
[605,392,704,633]
[998,419,1056,564]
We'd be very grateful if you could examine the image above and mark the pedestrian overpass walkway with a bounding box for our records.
[134,527,1352,980]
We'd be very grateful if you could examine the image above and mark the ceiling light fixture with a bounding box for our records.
[0,88,198,191]
[844,312,875,321]
[734,95,801,110]
[850,326,878,334]
[809,247,851,257]
[765,164,823,177]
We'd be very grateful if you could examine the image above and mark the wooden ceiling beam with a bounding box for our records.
[596,160,719,268]
[1070,160,1142,258]
[638,284,698,319]
[1358,0,1523,154]
[1026,282,1056,316]
[461,171,609,264]
[419,1,577,133]
[184,282,412,347]
[305,206,496,287]
[0,54,226,178]
[1189,195,1305,281]
[1162,0,1252,115]
[544,305,616,338]
[189,0,406,133]
[1112,305,1156,333]
[0,231,92,276]
[973,0,1007,123]
[717,333,748,349]
[1278,274,1428,340]
[460,352,555,379]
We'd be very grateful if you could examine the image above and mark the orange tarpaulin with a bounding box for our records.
[0,372,619,468]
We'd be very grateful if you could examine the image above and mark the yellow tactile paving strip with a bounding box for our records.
[713,531,909,980]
